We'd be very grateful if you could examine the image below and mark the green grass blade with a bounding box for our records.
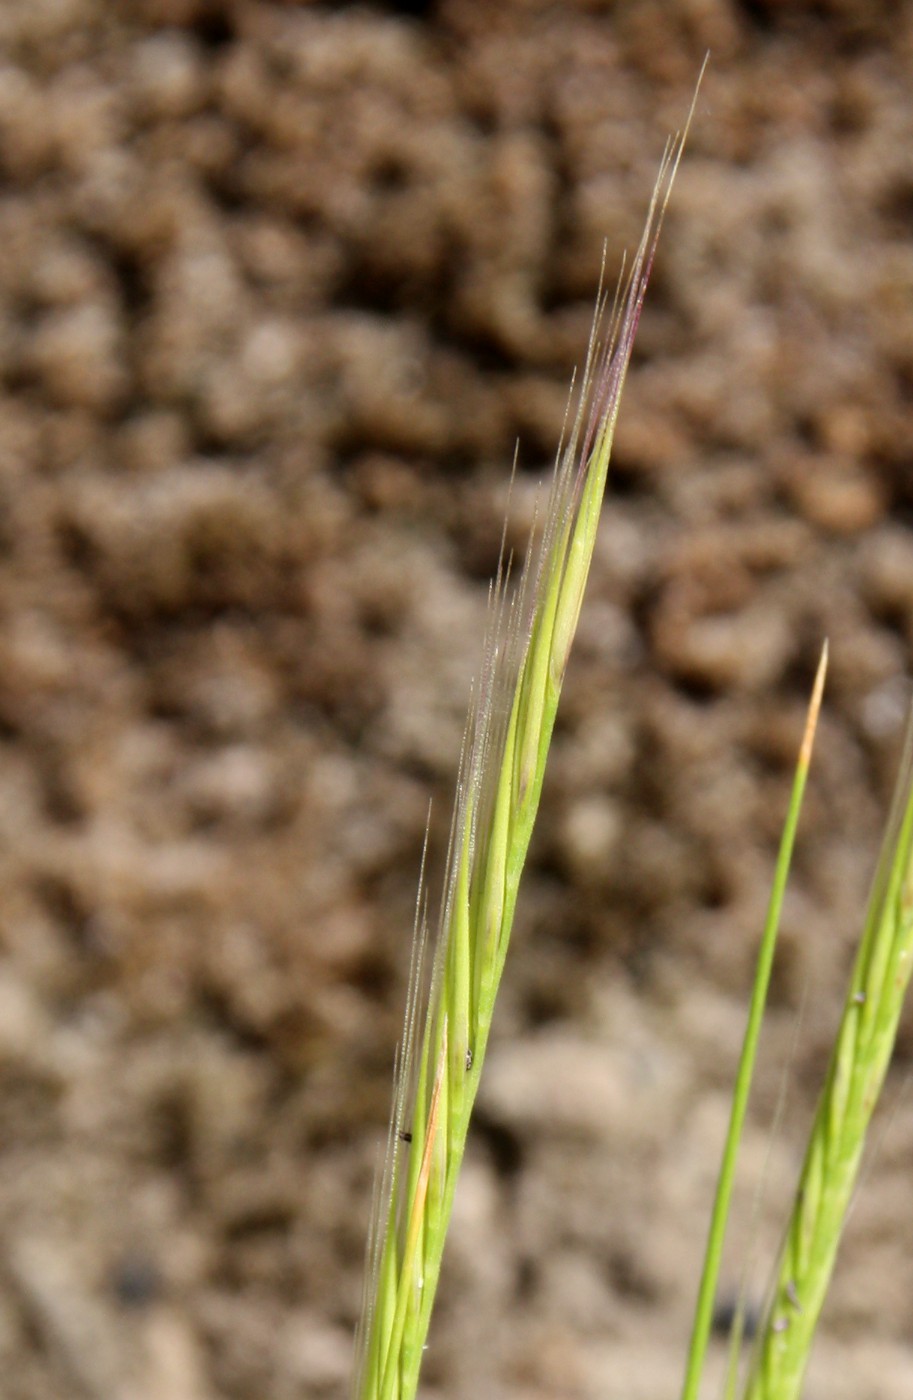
[353,122,694,1400]
[679,643,828,1400]
[744,709,913,1400]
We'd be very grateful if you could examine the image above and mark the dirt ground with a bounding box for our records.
[0,1,912,1397]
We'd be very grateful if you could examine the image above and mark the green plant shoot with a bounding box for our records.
[745,711,913,1400]
[680,643,828,1400]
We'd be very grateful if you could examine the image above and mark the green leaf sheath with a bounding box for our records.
[745,721,913,1400]
[353,130,690,1400]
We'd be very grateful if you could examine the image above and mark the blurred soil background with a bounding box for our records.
[0,1,912,1397]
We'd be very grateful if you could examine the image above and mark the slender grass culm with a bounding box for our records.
[679,644,830,1400]
[352,102,699,1400]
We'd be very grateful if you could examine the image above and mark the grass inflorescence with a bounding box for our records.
[353,113,693,1400]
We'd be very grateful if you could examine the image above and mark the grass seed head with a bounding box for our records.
[353,109,696,1400]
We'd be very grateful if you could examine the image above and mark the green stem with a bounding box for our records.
[680,643,828,1400]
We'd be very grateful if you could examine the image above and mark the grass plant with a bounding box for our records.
[743,719,913,1400]
[353,91,913,1400]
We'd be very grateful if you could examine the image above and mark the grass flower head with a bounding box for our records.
[353,118,695,1400]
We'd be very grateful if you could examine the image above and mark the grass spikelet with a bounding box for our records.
[743,710,913,1400]
[353,111,697,1400]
